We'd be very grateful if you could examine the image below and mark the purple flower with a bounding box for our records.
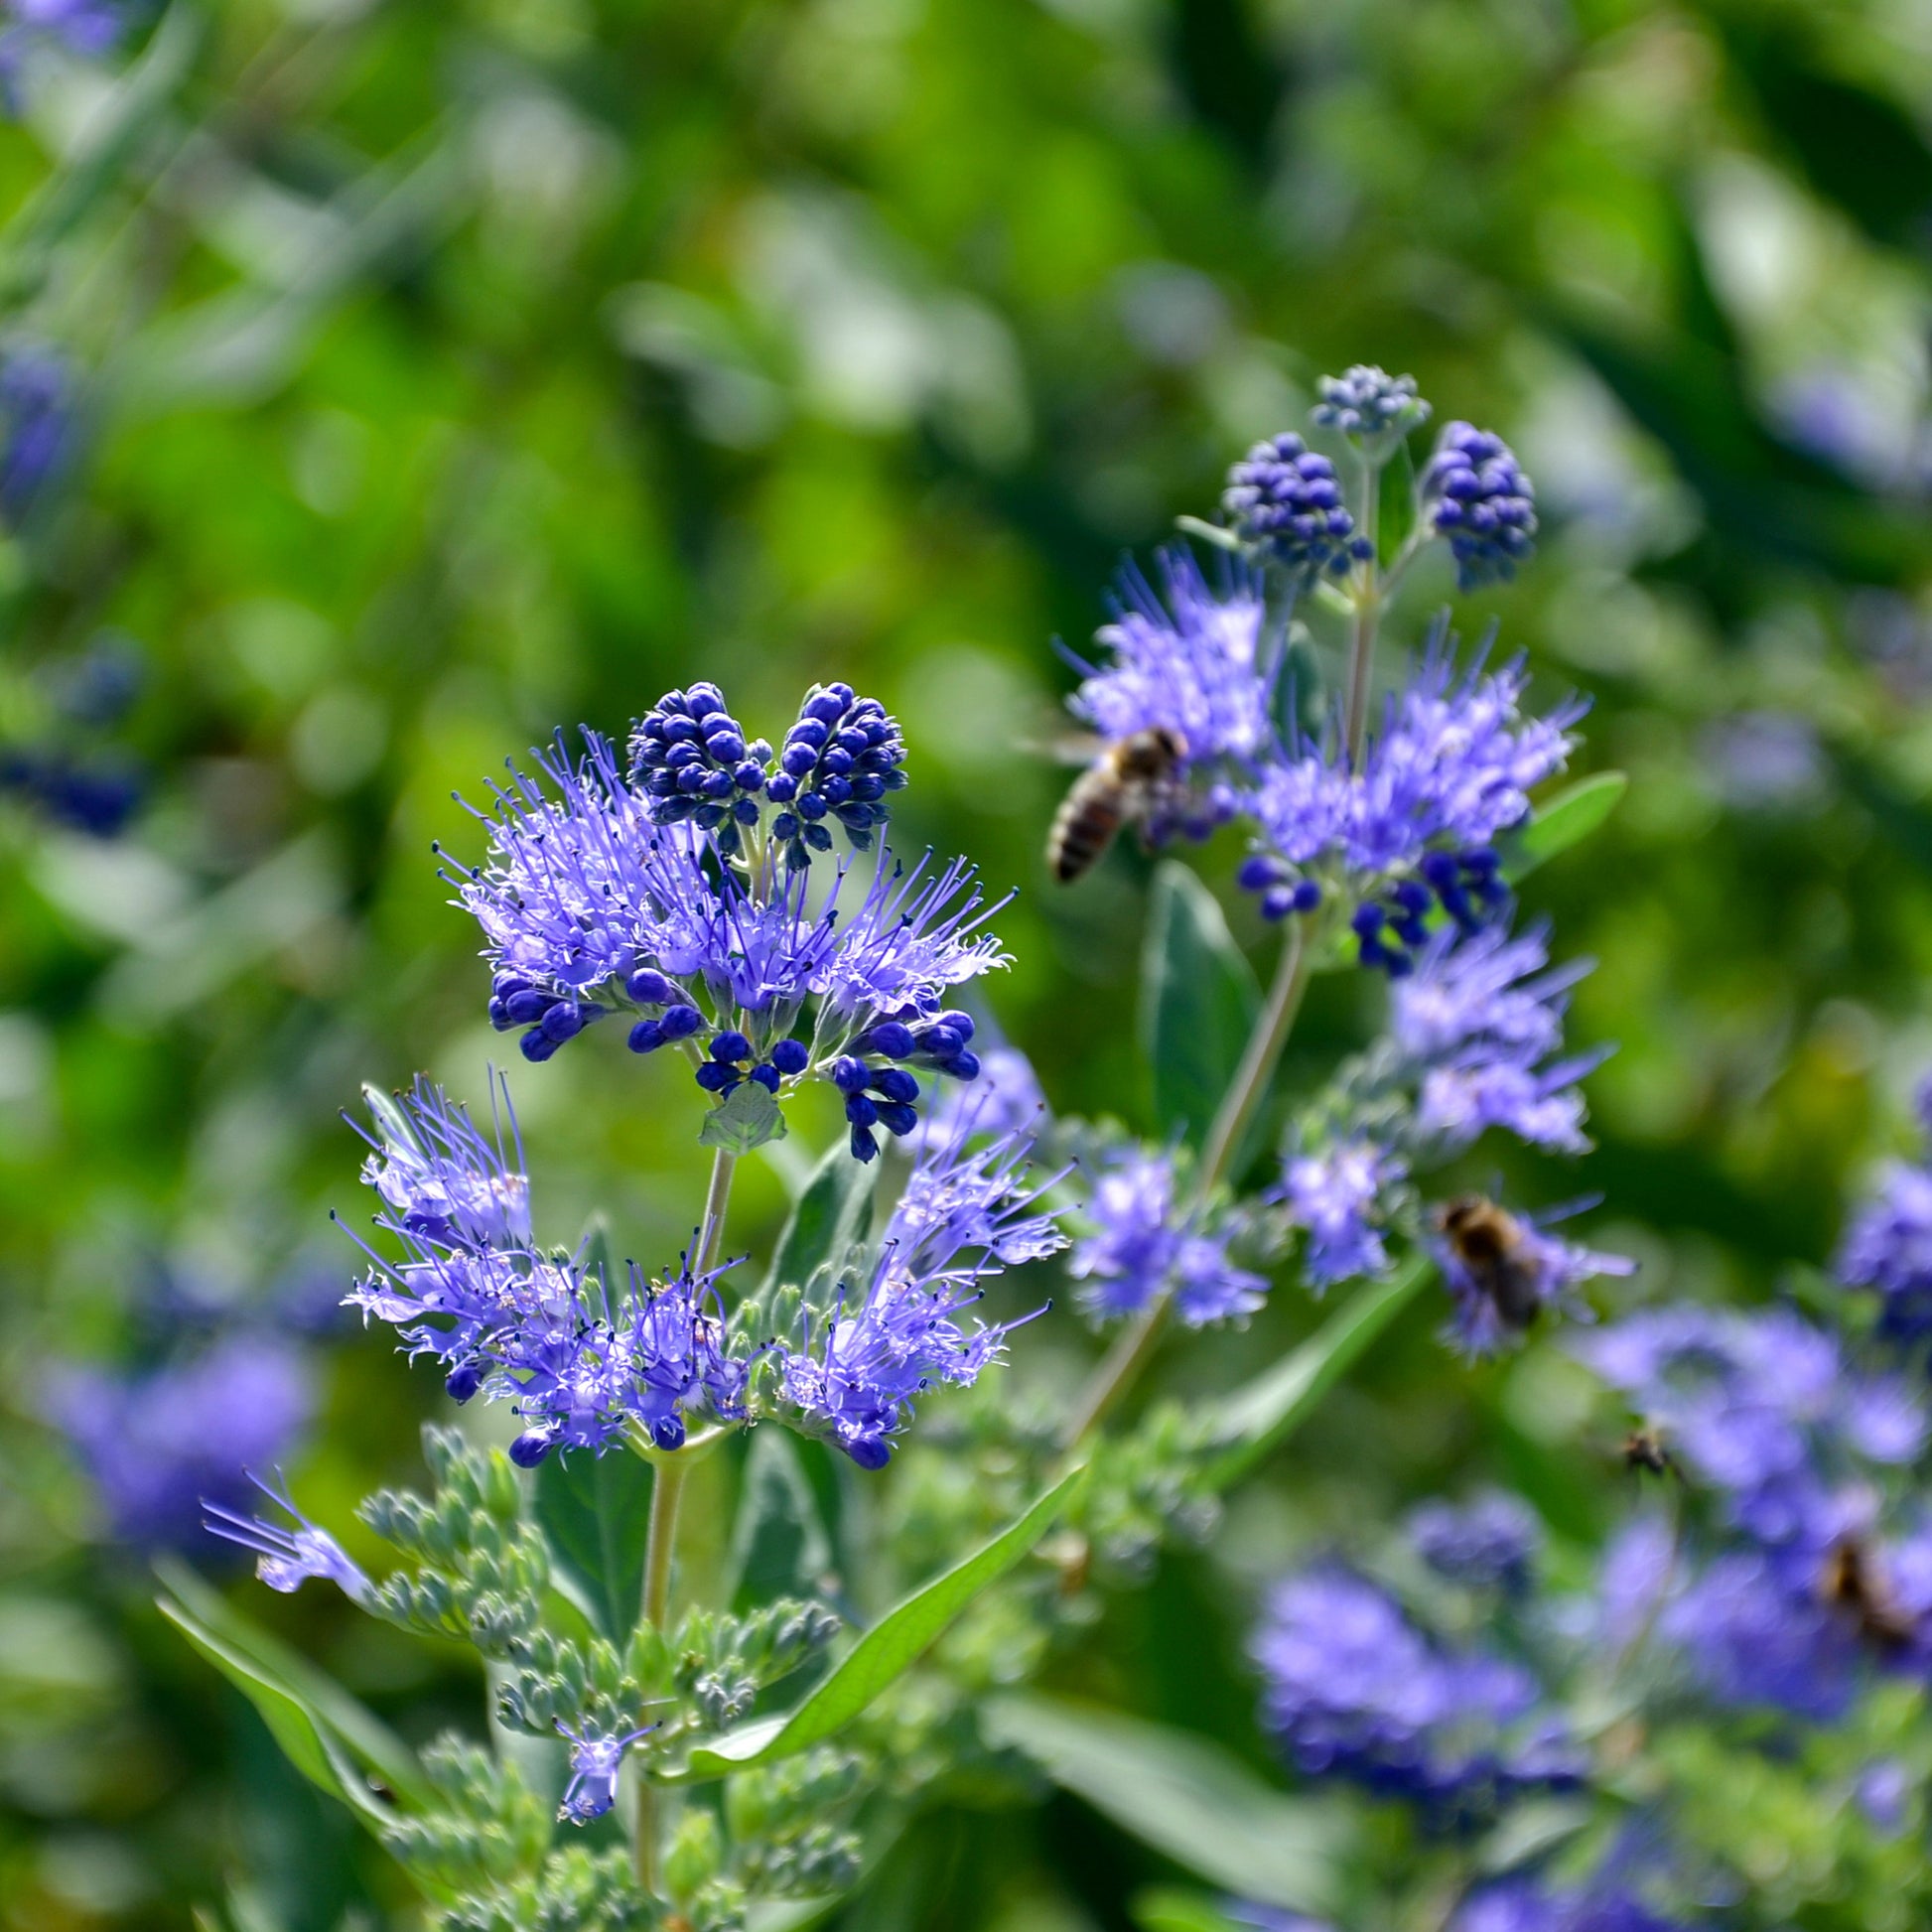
[907,1043,1045,1151]
[1434,1199,1630,1356]
[808,852,1012,1019]
[555,1719,658,1824]
[1420,422,1538,591]
[1278,1139,1407,1290]
[1252,1565,1584,1827]
[1840,1138,1932,1349]
[343,1078,748,1459]
[1392,922,1584,1068]
[1451,1878,1688,1932]
[204,1473,371,1604]
[1221,433,1368,581]
[1066,549,1275,778]
[1409,1492,1541,1594]
[1071,1148,1266,1326]
[0,345,75,515]
[50,1333,313,1551]
[777,1115,1065,1465]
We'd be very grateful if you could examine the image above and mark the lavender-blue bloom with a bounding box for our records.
[1452,1878,1688,1932]
[1062,549,1275,840]
[778,1114,1065,1464]
[908,1043,1045,1151]
[555,1720,658,1825]
[1070,1147,1266,1326]
[1277,1139,1407,1290]
[1245,632,1581,971]
[1252,1565,1584,1826]
[53,1334,313,1551]
[1409,1492,1541,1594]
[1421,422,1538,591]
[1839,1087,1932,1349]
[0,345,75,515]
[0,5,122,101]
[205,1473,372,1603]
[1221,432,1368,580]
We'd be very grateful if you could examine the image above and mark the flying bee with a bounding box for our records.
[1620,1426,1677,1480]
[1046,725,1189,884]
[1434,1195,1545,1334]
[1820,1536,1919,1652]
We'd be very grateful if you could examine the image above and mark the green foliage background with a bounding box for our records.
[6,0,1932,1925]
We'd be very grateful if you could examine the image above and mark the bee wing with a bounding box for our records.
[1019,732,1108,766]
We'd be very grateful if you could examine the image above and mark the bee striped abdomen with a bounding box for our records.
[1047,769,1126,883]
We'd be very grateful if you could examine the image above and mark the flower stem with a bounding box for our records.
[694,1147,738,1275]
[1343,460,1383,768]
[1057,918,1315,1449]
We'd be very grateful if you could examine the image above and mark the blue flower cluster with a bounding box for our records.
[628,679,904,868]
[1311,364,1431,447]
[1422,422,1539,592]
[1242,633,1582,971]
[1839,1082,1932,1349]
[1409,1492,1541,1595]
[344,1074,1068,1468]
[51,1332,313,1550]
[1577,1305,1932,1720]
[1275,920,1625,1344]
[1221,432,1370,582]
[1251,1561,1585,1828]
[1070,1147,1266,1327]
[452,717,1003,1157]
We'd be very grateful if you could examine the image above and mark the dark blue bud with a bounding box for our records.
[662,716,700,744]
[850,1124,880,1164]
[699,770,735,800]
[626,968,674,1005]
[855,1021,915,1059]
[1420,850,1459,891]
[933,1010,975,1041]
[803,690,846,726]
[942,1049,981,1080]
[796,791,828,822]
[874,1067,919,1104]
[822,747,854,775]
[540,1003,586,1041]
[770,1038,809,1075]
[628,1020,665,1054]
[780,742,818,776]
[660,1005,704,1040]
[711,1031,753,1063]
[749,1062,780,1093]
[1392,880,1432,915]
[802,822,834,852]
[520,1029,561,1062]
[1238,855,1286,892]
[844,1433,892,1469]
[876,1101,918,1137]
[918,1025,964,1059]
[704,730,746,762]
[503,987,553,1025]
[1291,880,1322,913]
[733,760,766,791]
[1461,846,1501,875]
[1260,886,1297,921]
[845,1092,879,1128]
[733,797,760,825]
[509,1430,555,1468]
[487,998,513,1030]
[492,972,534,998]
[772,811,800,842]
[649,1413,687,1450]
[695,1062,739,1093]
[1393,916,1430,948]
[766,773,798,804]
[686,682,727,719]
[1350,903,1386,938]
[446,1363,483,1404]
[820,775,852,805]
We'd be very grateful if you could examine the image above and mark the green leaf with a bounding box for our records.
[983,1694,1353,1913]
[535,1444,655,1645]
[157,1589,448,1884]
[1376,435,1417,563]
[153,1558,430,1810]
[1141,862,1261,1153]
[700,1078,789,1154]
[730,1428,832,1612]
[761,1138,875,1295]
[1498,772,1628,882]
[681,1463,1087,1778]
[1131,1890,1252,1932]
[1204,1255,1432,1490]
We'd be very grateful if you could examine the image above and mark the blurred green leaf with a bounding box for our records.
[1132,1889,1251,1932]
[730,1427,832,1612]
[1377,437,1418,565]
[700,1079,788,1154]
[154,1558,430,1810]
[1499,772,1628,883]
[1142,862,1261,1152]
[761,1139,875,1295]
[681,1464,1087,1778]
[1831,746,1932,878]
[535,1442,654,1646]
[983,1694,1353,1913]
[1205,1254,1433,1490]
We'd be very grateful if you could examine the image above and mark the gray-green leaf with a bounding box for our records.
[679,1463,1087,1778]
[700,1079,789,1154]
[534,1445,655,1644]
[1499,771,1628,881]
[983,1693,1354,1914]
[760,1138,875,1295]
[1141,862,1261,1154]
[730,1428,833,1612]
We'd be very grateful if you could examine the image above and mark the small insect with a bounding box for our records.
[1434,1195,1545,1334]
[1820,1537,1919,1652]
[1620,1426,1677,1479]
[1046,726,1188,884]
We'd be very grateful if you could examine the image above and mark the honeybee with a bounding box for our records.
[1435,1195,1544,1334]
[1046,726,1188,884]
[1620,1426,1677,1479]
[1820,1536,1919,1652]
